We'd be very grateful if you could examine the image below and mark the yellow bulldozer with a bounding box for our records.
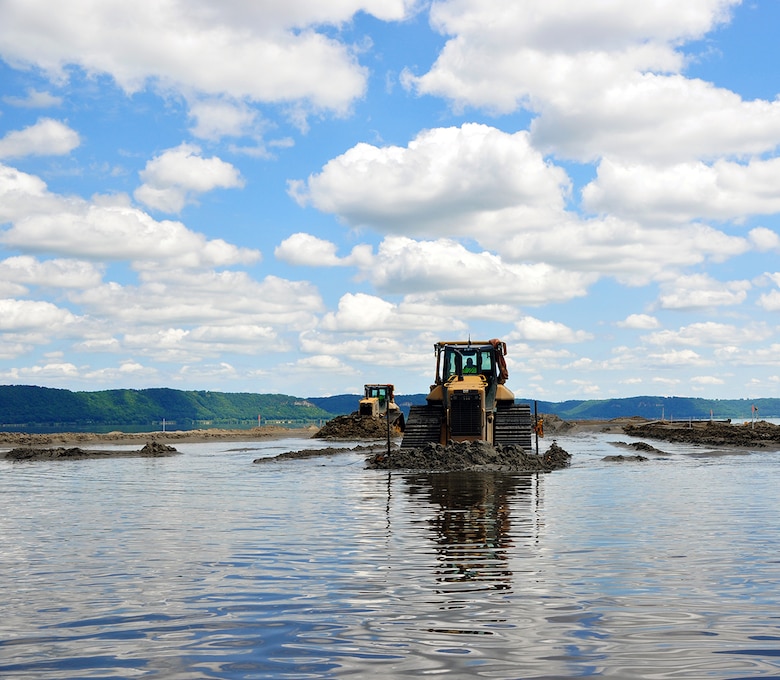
[359,383,405,432]
[400,339,533,450]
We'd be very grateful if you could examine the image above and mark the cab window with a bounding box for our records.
[462,351,478,374]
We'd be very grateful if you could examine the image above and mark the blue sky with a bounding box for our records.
[1,0,780,401]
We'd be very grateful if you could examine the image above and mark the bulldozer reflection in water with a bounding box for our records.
[401,339,533,450]
[404,471,540,593]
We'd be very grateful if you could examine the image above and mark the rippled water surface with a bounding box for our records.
[2,431,780,679]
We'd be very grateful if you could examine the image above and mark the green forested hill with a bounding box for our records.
[528,395,775,421]
[0,385,776,430]
[0,385,334,429]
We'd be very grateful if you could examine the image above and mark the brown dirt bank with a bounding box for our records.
[0,425,316,448]
[623,419,780,449]
[0,416,627,449]
[543,415,650,434]
[3,440,179,461]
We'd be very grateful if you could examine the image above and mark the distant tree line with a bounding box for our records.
[0,385,334,429]
[525,395,775,421]
[0,385,775,430]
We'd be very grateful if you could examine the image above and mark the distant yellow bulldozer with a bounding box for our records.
[401,339,533,450]
[359,384,405,432]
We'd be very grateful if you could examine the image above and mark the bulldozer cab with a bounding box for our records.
[441,346,493,381]
[437,340,507,385]
[365,384,392,406]
[359,384,395,417]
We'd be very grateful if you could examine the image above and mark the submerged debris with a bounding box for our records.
[366,440,571,472]
[602,454,649,463]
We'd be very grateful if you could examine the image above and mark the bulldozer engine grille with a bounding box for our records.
[359,403,373,416]
[450,392,482,437]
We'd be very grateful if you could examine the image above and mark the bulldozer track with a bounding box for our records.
[400,405,442,449]
[494,403,533,450]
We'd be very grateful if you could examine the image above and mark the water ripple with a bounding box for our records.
[2,438,780,677]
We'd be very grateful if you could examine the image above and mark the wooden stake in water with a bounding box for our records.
[386,410,391,465]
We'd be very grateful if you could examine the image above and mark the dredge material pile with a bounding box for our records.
[314,414,398,440]
[366,440,570,472]
[623,419,780,448]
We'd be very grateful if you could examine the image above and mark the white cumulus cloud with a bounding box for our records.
[404,0,777,165]
[0,166,258,268]
[0,256,103,289]
[618,314,660,330]
[188,99,259,141]
[274,232,373,267]
[0,298,78,331]
[583,158,780,224]
[658,274,751,309]
[364,236,594,306]
[509,316,593,343]
[0,118,79,158]
[134,143,244,213]
[290,124,570,237]
[0,0,417,115]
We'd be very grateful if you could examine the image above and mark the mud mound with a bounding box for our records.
[4,441,180,460]
[539,413,574,434]
[139,441,178,456]
[623,420,780,448]
[610,440,667,455]
[314,414,396,440]
[254,443,386,463]
[603,454,649,462]
[366,440,571,472]
[5,446,94,460]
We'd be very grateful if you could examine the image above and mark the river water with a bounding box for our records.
[1,430,780,679]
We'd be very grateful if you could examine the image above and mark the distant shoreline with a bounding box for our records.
[0,417,637,448]
[6,417,777,459]
[16,415,768,450]
[0,425,317,448]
